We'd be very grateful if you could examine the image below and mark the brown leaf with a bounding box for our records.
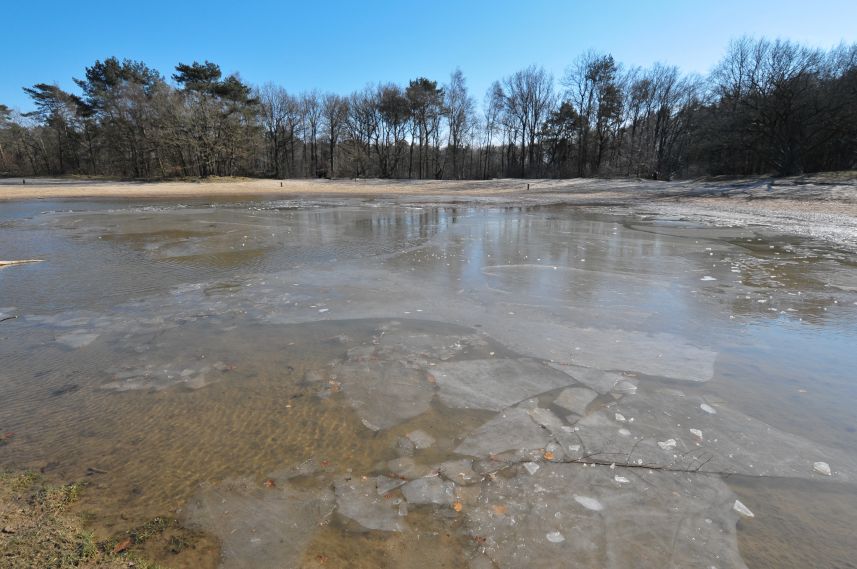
[452,501,463,512]
[492,504,507,516]
[112,537,132,554]
[263,479,276,488]
[543,450,555,461]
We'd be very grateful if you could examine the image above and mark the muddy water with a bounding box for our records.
[1,199,856,568]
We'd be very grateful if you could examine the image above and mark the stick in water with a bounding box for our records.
[0,259,44,267]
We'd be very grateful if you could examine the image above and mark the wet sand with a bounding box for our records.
[1,174,855,208]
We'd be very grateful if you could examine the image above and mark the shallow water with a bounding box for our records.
[1,199,856,568]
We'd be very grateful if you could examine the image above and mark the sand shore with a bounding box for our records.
[3,175,857,249]
[1,175,854,205]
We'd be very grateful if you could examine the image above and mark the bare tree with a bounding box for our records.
[503,65,555,177]
[321,93,349,177]
[481,81,505,178]
[443,69,475,179]
[301,91,322,176]
[257,83,290,178]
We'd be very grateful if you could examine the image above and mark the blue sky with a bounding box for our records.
[3,0,856,111]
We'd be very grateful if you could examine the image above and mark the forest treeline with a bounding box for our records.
[1,37,855,181]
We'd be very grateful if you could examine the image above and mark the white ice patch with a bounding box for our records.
[56,331,99,348]
[612,379,638,394]
[573,495,604,511]
[733,499,754,518]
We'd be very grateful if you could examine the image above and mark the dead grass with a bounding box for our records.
[0,470,216,569]
[0,471,132,568]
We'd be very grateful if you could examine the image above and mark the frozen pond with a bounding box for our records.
[1,198,856,568]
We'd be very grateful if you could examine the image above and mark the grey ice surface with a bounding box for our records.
[401,476,456,505]
[375,475,407,495]
[184,478,335,569]
[552,386,599,415]
[439,459,479,485]
[490,321,717,383]
[56,330,99,348]
[547,364,631,395]
[466,463,749,569]
[575,388,857,481]
[433,358,574,411]
[405,429,436,449]
[102,362,213,391]
[455,407,554,457]
[386,457,434,480]
[334,477,405,532]
[339,361,434,431]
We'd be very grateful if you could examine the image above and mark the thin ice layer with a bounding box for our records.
[339,361,435,430]
[433,358,575,411]
[575,388,857,481]
[334,477,405,532]
[465,463,748,569]
[183,478,335,569]
[455,407,554,457]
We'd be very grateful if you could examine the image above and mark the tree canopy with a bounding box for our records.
[2,38,855,179]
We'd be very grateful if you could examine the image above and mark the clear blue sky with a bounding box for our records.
[3,0,855,111]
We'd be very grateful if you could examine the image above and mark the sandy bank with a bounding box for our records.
[3,175,857,249]
[0,174,854,205]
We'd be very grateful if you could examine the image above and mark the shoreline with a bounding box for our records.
[3,175,857,251]
[1,174,856,204]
